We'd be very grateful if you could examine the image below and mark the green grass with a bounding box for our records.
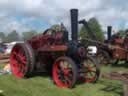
[0,64,127,96]
[0,75,123,96]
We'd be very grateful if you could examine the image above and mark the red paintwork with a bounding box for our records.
[38,45,68,52]
[27,32,65,50]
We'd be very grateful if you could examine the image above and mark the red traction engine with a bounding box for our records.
[105,34,128,64]
[10,9,100,88]
[97,26,128,64]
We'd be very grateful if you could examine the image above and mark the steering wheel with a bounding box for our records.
[43,29,56,36]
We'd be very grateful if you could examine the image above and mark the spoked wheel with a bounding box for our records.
[80,56,100,83]
[97,50,110,65]
[10,43,35,78]
[53,56,78,88]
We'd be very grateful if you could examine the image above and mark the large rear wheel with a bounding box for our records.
[10,43,35,78]
[53,56,78,88]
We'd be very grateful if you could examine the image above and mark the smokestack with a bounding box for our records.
[107,26,112,41]
[70,9,78,41]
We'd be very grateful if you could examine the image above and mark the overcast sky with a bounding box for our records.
[0,0,127,33]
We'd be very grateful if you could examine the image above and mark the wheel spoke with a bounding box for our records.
[17,53,26,61]
[64,76,72,85]
[12,62,18,67]
[19,64,26,73]
[88,71,96,76]
[13,52,17,56]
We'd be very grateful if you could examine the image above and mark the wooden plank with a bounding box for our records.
[0,59,9,64]
[0,54,9,60]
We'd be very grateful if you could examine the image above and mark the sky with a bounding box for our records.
[0,0,128,33]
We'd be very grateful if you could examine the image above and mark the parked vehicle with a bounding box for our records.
[79,19,128,65]
[0,43,6,53]
[4,41,23,54]
[10,9,100,88]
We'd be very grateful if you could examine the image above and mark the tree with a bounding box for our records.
[79,17,105,42]
[79,25,89,39]
[0,32,5,42]
[88,18,104,41]
[22,31,38,40]
[116,29,125,37]
[5,30,20,42]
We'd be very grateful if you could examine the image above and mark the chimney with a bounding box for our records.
[70,9,78,41]
[107,26,112,41]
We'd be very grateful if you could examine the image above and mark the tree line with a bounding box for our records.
[0,30,38,43]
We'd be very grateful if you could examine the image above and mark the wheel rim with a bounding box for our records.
[82,59,97,83]
[53,59,74,88]
[10,44,27,78]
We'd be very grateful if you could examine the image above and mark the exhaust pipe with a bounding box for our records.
[70,9,78,41]
[107,26,112,41]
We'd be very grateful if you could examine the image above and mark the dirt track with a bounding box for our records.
[102,72,128,96]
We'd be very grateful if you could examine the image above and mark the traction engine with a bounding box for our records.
[79,19,128,65]
[10,9,100,88]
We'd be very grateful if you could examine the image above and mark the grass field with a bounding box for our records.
[0,63,127,96]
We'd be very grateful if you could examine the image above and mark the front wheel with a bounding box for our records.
[80,56,100,83]
[53,56,78,88]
